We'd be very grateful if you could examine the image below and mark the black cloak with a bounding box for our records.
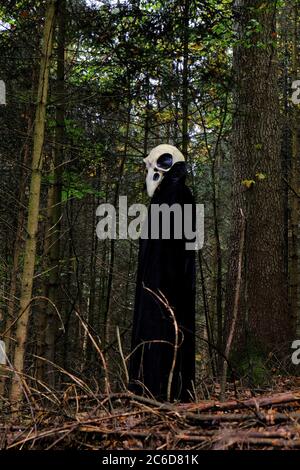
[128,161,196,401]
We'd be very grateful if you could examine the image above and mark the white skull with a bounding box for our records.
[143,144,185,197]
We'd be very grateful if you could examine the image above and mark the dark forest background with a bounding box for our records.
[0,0,300,409]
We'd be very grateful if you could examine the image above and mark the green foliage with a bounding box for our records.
[232,344,272,387]
[62,171,105,202]
[238,353,271,387]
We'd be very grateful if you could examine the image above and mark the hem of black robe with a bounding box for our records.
[127,380,194,403]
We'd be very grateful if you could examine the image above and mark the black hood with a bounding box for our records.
[154,161,187,196]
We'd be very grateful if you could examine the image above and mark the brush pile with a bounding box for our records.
[1,388,300,450]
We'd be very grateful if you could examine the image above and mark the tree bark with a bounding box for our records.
[0,110,32,396]
[44,0,66,387]
[289,0,300,336]
[181,0,190,159]
[10,0,57,404]
[224,0,291,362]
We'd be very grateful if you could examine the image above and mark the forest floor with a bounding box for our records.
[1,377,300,450]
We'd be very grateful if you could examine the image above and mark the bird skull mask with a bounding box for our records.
[143,144,185,197]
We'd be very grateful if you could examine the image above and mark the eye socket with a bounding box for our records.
[153,173,160,181]
[157,153,173,170]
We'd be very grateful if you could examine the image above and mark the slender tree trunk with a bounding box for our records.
[63,223,74,371]
[0,112,32,396]
[104,89,132,347]
[35,166,54,382]
[211,151,223,372]
[10,0,57,404]
[44,0,65,386]
[86,175,100,366]
[198,251,215,376]
[181,0,190,158]
[143,74,150,157]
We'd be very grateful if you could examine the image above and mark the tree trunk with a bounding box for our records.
[289,0,300,336]
[224,0,291,365]
[44,0,65,387]
[104,89,131,348]
[211,151,223,372]
[10,0,57,404]
[0,110,33,396]
[181,0,190,159]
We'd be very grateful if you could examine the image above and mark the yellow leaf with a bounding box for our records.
[242,179,255,189]
[255,172,266,180]
[189,43,203,52]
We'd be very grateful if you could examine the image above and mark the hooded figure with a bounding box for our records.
[128,144,196,402]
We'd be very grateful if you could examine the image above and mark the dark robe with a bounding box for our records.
[129,162,196,401]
